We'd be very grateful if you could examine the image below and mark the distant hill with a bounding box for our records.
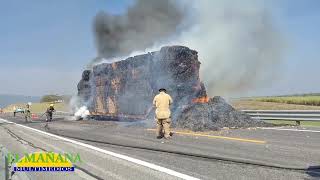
[0,94,40,108]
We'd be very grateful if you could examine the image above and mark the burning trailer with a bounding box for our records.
[77,46,268,131]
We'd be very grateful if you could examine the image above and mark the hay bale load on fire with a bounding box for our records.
[77,46,269,131]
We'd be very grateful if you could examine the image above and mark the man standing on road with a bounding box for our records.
[13,106,16,116]
[153,88,173,139]
[25,103,31,122]
[46,104,55,122]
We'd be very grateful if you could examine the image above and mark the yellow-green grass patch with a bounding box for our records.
[3,102,69,113]
[255,96,320,106]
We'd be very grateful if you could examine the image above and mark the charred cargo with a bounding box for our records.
[78,46,268,130]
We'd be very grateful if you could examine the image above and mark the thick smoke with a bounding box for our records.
[91,0,284,97]
[92,0,184,65]
[174,1,284,96]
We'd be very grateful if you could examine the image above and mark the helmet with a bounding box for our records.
[158,88,167,92]
[50,104,54,107]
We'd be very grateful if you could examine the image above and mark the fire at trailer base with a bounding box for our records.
[77,46,270,131]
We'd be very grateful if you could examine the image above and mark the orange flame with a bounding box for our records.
[192,96,209,103]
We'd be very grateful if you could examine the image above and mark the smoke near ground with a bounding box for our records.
[91,0,285,97]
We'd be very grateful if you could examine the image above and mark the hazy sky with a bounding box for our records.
[0,0,319,97]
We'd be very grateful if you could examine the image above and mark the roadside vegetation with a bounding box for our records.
[3,102,69,113]
[40,94,71,103]
[232,93,320,127]
[1,94,71,113]
[231,99,320,110]
[255,96,320,106]
[232,93,320,110]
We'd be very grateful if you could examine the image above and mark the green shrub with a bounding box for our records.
[40,95,63,103]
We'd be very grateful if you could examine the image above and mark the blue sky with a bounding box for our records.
[0,0,319,96]
[0,0,133,96]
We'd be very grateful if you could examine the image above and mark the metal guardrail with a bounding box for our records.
[242,110,320,125]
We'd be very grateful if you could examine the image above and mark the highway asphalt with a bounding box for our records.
[0,113,320,180]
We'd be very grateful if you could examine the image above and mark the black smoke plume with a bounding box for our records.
[93,0,184,62]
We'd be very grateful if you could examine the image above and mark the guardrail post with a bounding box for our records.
[296,120,301,126]
[5,156,9,180]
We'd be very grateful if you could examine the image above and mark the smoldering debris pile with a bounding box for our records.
[176,96,269,131]
[78,46,270,131]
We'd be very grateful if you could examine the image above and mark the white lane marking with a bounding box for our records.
[0,118,200,180]
[261,127,320,133]
[261,127,284,129]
